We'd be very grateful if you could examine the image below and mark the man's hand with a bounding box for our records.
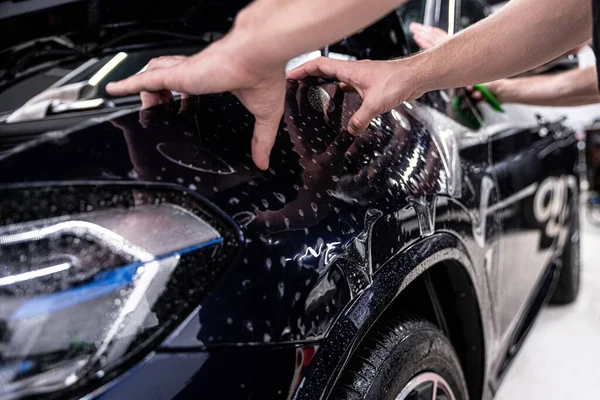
[105,0,409,170]
[107,38,286,170]
[466,81,506,103]
[409,22,448,50]
[288,57,423,135]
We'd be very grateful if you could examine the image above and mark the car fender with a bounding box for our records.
[293,231,486,400]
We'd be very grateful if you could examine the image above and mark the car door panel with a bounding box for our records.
[485,120,576,343]
[454,0,578,343]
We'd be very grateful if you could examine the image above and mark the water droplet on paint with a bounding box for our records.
[274,192,286,203]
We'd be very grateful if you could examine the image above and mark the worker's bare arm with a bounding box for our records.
[290,0,593,133]
[414,0,592,92]
[488,67,600,106]
[107,0,408,169]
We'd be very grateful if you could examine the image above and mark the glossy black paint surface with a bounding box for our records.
[95,346,311,400]
[1,83,451,346]
[0,77,578,399]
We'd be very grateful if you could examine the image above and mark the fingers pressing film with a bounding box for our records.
[107,68,172,96]
[251,109,283,170]
[289,58,396,135]
[348,100,379,135]
[106,55,187,96]
[107,55,190,109]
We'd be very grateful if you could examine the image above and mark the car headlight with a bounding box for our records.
[0,184,240,399]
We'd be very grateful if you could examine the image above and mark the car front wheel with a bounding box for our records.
[332,314,468,400]
[550,201,580,304]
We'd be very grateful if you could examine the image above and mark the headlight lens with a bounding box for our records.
[0,184,239,399]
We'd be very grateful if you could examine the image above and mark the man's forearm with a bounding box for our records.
[496,67,600,106]
[411,0,592,93]
[231,0,407,67]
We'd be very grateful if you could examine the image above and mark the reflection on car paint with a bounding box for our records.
[0,81,476,347]
[0,76,579,399]
[0,81,494,346]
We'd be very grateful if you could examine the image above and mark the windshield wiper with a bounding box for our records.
[4,82,109,123]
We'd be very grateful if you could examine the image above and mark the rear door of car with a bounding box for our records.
[454,0,576,343]
[397,0,505,333]
[484,122,574,341]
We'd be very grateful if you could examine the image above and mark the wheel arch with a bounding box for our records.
[392,259,485,400]
[294,232,487,400]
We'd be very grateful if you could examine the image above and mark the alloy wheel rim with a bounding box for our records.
[395,372,457,400]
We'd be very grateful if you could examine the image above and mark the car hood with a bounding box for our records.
[0,81,457,219]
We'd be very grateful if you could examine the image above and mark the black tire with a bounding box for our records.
[332,315,469,400]
[550,203,580,304]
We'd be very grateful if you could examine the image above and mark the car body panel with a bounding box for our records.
[94,347,306,400]
[489,124,577,339]
[0,1,580,399]
[0,84,473,346]
[0,78,578,399]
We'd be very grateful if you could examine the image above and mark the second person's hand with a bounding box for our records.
[409,22,448,50]
[287,57,425,135]
[466,81,508,104]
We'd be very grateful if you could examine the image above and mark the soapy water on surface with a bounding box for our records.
[274,192,286,203]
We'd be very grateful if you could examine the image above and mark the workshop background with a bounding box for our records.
[493,1,600,398]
